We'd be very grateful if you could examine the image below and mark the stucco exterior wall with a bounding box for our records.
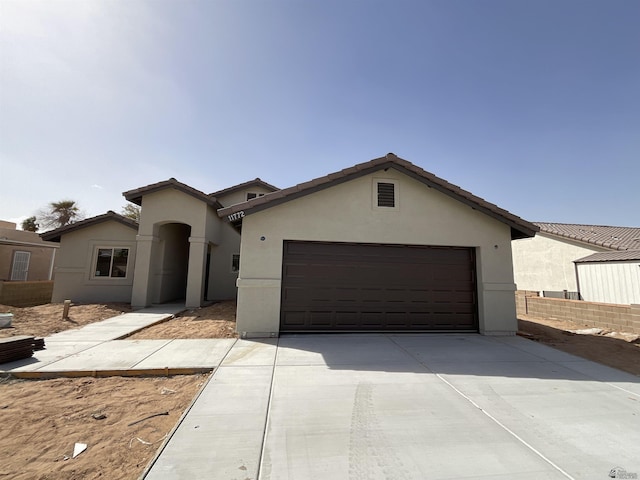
[51,221,137,303]
[511,233,606,292]
[0,227,57,281]
[236,169,518,336]
[131,189,235,307]
[217,186,275,208]
[207,223,240,301]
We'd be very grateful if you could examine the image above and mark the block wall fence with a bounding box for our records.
[0,281,54,307]
[515,290,640,335]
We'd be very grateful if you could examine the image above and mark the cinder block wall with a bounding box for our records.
[0,281,54,307]
[515,290,640,335]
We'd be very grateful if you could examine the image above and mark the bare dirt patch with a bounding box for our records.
[518,314,640,376]
[0,303,132,339]
[127,300,238,340]
[0,373,207,480]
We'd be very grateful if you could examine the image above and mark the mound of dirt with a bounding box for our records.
[126,300,237,339]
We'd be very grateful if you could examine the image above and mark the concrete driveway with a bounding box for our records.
[144,334,640,480]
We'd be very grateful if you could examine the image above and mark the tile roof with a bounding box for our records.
[41,211,138,242]
[535,223,640,251]
[123,178,222,208]
[209,178,279,197]
[218,153,539,240]
[574,250,640,263]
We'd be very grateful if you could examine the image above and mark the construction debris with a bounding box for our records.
[72,443,87,458]
[127,411,169,427]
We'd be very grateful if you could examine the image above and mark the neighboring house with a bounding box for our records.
[512,222,640,300]
[0,220,58,282]
[574,250,640,305]
[41,154,539,336]
[219,153,537,337]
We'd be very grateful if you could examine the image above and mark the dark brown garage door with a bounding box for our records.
[280,241,478,332]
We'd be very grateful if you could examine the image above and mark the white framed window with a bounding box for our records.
[93,247,129,278]
[231,254,240,273]
[246,192,265,201]
[11,251,30,281]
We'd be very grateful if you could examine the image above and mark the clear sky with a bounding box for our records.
[1,0,638,229]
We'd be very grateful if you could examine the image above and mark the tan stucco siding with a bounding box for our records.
[51,221,137,303]
[511,233,605,292]
[137,190,211,239]
[207,222,240,301]
[131,188,231,307]
[0,227,57,281]
[236,170,517,336]
[217,186,275,208]
[0,245,55,281]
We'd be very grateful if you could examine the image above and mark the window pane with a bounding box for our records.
[231,254,240,272]
[95,249,112,277]
[111,248,129,277]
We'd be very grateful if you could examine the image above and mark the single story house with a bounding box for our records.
[0,220,58,282]
[43,153,538,336]
[511,222,640,299]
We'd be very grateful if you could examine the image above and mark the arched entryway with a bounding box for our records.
[154,223,191,303]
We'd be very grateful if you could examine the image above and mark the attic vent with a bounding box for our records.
[377,182,395,207]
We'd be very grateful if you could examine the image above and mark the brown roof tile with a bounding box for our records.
[123,178,222,208]
[40,211,138,242]
[218,153,539,240]
[209,178,279,197]
[575,250,640,263]
[535,223,640,251]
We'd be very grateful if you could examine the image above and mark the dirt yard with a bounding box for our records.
[126,301,238,339]
[0,374,206,480]
[1,300,638,479]
[0,303,132,339]
[518,314,640,376]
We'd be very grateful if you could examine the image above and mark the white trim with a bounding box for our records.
[91,246,131,280]
[372,177,399,210]
[11,251,31,281]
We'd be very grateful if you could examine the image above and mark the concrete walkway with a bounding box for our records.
[143,334,640,480]
[0,304,237,377]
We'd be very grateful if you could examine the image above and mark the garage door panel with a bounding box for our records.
[280,241,478,332]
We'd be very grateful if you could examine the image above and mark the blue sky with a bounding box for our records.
[1,0,638,229]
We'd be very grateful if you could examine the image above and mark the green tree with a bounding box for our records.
[39,200,84,230]
[21,216,39,232]
[121,204,141,223]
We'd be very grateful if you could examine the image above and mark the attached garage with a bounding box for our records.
[220,153,538,338]
[280,241,477,332]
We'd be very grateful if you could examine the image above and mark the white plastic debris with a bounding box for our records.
[72,443,87,458]
[571,328,603,335]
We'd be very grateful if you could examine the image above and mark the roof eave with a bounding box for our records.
[218,158,538,240]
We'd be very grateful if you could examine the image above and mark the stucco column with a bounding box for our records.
[185,236,208,308]
[131,234,159,307]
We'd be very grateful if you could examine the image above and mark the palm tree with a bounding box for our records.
[39,200,84,230]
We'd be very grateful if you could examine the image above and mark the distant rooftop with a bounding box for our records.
[575,250,640,263]
[535,222,640,251]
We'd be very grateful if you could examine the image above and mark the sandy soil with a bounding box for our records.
[0,374,207,480]
[126,300,238,340]
[518,314,640,376]
[0,303,132,339]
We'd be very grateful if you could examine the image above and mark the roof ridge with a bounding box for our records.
[218,153,539,240]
